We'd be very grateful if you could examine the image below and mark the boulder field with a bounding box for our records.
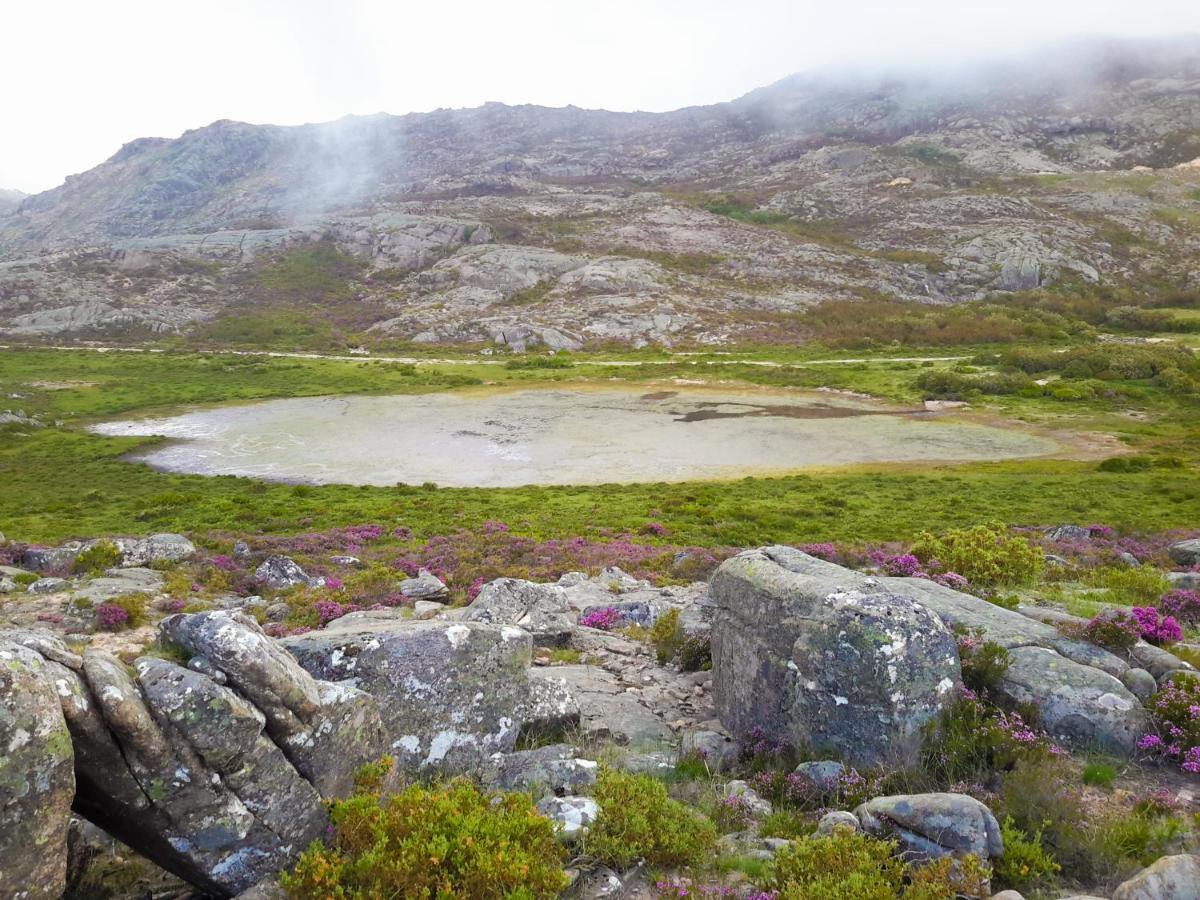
[0,545,1195,897]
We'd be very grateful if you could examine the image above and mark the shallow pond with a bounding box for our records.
[92,385,1062,487]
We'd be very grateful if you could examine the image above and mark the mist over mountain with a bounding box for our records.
[2,35,1199,348]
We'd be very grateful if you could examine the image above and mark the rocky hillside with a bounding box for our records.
[0,189,25,216]
[3,37,1200,348]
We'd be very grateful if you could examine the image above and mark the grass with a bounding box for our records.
[1,346,1198,544]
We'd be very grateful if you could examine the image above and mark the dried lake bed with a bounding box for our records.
[91,384,1065,487]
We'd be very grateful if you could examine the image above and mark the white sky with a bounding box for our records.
[3,0,1198,193]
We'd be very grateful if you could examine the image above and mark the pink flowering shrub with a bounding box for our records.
[580,607,621,630]
[208,554,237,571]
[923,691,1061,783]
[882,553,923,577]
[796,542,839,561]
[1159,590,1200,626]
[641,521,669,537]
[264,622,313,638]
[712,793,757,832]
[749,765,874,812]
[1139,674,1200,772]
[96,602,130,631]
[1131,606,1183,644]
[313,598,361,627]
[1080,610,1142,652]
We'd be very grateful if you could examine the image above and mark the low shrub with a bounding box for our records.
[910,523,1043,588]
[993,815,1061,892]
[1082,761,1118,787]
[1159,589,1200,626]
[956,629,1011,699]
[72,540,122,575]
[766,826,991,900]
[1085,565,1172,604]
[95,593,149,632]
[921,693,1059,784]
[279,777,569,899]
[584,768,718,869]
[1131,606,1183,644]
[1139,674,1200,772]
[1079,610,1142,653]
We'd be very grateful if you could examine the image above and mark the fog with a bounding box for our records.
[3,0,1200,193]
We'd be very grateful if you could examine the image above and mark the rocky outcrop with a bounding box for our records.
[0,640,75,899]
[0,615,389,897]
[709,547,960,767]
[282,612,539,771]
[855,793,1004,863]
[464,578,577,646]
[253,555,319,589]
[711,546,1151,756]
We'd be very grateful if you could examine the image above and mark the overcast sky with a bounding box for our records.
[3,0,1198,193]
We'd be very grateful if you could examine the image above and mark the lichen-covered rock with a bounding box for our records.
[464,578,576,646]
[1168,539,1200,567]
[855,793,1004,862]
[528,665,673,749]
[161,610,387,797]
[1112,853,1200,899]
[710,547,960,767]
[283,614,535,771]
[111,533,196,566]
[536,795,600,840]
[0,640,75,899]
[997,646,1150,754]
[484,744,598,796]
[1130,641,1196,683]
[253,555,316,589]
[397,567,449,600]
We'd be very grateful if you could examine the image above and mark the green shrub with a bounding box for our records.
[766,826,991,900]
[13,572,40,588]
[279,777,569,899]
[759,808,815,840]
[648,608,712,671]
[957,629,1012,698]
[1085,565,1172,605]
[72,540,122,574]
[921,695,1056,784]
[992,815,1061,892]
[584,768,717,869]
[911,523,1043,588]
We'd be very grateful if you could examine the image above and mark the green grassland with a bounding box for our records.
[2,342,1198,545]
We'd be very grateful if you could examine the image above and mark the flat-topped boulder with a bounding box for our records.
[710,547,960,767]
[282,613,537,771]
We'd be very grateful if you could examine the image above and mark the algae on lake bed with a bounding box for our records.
[93,384,1064,487]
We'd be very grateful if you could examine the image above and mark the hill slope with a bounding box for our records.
[2,37,1199,348]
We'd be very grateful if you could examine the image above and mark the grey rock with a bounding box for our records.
[794,760,847,794]
[112,533,196,567]
[27,576,68,594]
[0,640,75,900]
[413,600,446,619]
[1046,525,1091,542]
[1112,853,1200,899]
[265,602,290,622]
[537,795,600,839]
[233,541,250,557]
[580,599,663,629]
[485,745,598,796]
[1122,668,1160,702]
[529,665,673,749]
[0,576,15,593]
[22,542,82,573]
[1117,551,1141,568]
[465,578,576,646]
[680,728,739,773]
[855,793,1004,862]
[162,611,388,797]
[284,615,535,771]
[1130,641,1197,682]
[69,567,164,605]
[1167,572,1200,591]
[989,892,1026,900]
[817,810,861,835]
[254,555,315,589]
[1168,540,1200,566]
[710,547,960,767]
[329,555,360,566]
[998,646,1149,754]
[397,567,449,600]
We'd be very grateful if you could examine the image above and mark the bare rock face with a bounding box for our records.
[464,577,577,646]
[161,610,387,797]
[0,616,389,898]
[710,547,960,767]
[282,613,538,771]
[0,640,75,899]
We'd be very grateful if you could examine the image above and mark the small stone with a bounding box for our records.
[1167,540,1200,567]
[413,600,446,620]
[397,568,449,601]
[1111,853,1200,899]
[817,810,861,835]
[28,576,69,594]
[1120,668,1158,703]
[255,556,314,589]
[794,760,846,794]
[724,780,772,817]
[536,795,600,840]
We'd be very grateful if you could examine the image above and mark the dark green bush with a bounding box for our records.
[72,540,122,574]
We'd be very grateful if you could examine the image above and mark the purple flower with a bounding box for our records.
[882,553,923,577]
[96,603,130,631]
[208,554,236,571]
[580,607,621,630]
